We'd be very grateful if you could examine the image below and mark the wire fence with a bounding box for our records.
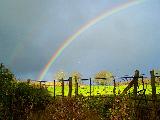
[34,70,160,100]
[28,69,160,119]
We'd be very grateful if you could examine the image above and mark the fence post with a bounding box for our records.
[133,70,139,98]
[68,78,73,119]
[68,77,72,97]
[75,76,78,96]
[90,78,92,97]
[122,70,139,96]
[54,80,55,99]
[150,70,157,119]
[113,77,116,96]
[150,70,157,101]
[61,78,64,97]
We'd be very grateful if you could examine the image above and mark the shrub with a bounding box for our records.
[0,63,52,120]
[28,96,102,120]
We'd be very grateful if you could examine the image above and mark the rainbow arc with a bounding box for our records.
[38,0,144,80]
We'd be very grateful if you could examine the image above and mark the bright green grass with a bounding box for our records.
[47,84,160,96]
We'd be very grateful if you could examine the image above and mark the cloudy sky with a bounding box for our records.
[0,0,160,80]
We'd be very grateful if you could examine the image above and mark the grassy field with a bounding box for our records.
[47,84,160,96]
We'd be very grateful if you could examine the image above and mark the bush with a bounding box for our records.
[11,82,52,120]
[0,63,16,119]
[28,96,102,120]
[0,63,52,120]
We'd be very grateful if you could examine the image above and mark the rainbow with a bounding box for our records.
[38,0,144,80]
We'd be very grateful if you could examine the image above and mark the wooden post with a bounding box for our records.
[113,77,116,96]
[122,70,139,95]
[61,78,64,97]
[75,76,78,96]
[54,80,55,99]
[133,70,139,98]
[150,70,157,119]
[150,70,156,101]
[90,78,92,97]
[68,77,72,97]
[76,82,78,96]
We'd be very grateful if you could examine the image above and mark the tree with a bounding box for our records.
[54,70,67,81]
[0,63,16,92]
[71,71,82,85]
[0,63,52,119]
[0,63,15,83]
[0,63,16,119]
[94,70,113,85]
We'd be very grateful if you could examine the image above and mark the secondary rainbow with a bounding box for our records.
[38,0,144,80]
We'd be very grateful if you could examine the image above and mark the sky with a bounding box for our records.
[0,0,160,80]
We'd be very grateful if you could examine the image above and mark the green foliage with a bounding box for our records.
[0,63,52,120]
[0,63,15,95]
[0,63,16,119]
[11,82,52,119]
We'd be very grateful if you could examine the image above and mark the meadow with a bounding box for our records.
[47,84,160,96]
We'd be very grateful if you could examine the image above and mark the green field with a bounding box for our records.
[48,84,160,96]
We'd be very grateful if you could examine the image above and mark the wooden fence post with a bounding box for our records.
[54,80,56,99]
[68,77,72,97]
[113,77,116,96]
[150,70,157,119]
[133,70,139,98]
[61,78,64,97]
[90,78,92,97]
[75,76,78,96]
[122,70,139,96]
[150,70,157,101]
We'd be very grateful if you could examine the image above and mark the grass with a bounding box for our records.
[47,84,160,96]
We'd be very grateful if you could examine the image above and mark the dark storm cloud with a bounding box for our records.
[0,0,125,79]
[1,0,160,80]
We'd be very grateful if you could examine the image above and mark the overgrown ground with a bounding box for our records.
[28,94,160,120]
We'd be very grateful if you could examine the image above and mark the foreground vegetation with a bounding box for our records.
[0,64,52,119]
[1,63,160,120]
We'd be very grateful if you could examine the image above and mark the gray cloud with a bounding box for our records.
[0,0,160,80]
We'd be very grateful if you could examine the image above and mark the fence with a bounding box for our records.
[32,70,160,119]
[37,70,160,99]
